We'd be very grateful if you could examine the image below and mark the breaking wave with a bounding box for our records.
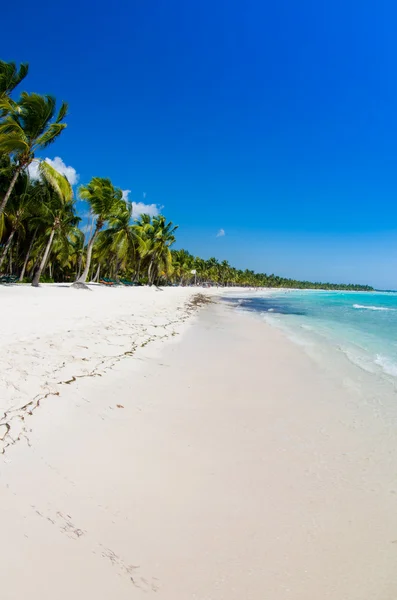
[352,304,394,311]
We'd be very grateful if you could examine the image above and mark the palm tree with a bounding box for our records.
[130,213,151,282]
[48,221,84,282]
[31,161,75,286]
[191,256,205,285]
[0,92,67,217]
[94,200,136,278]
[220,260,231,286]
[75,177,123,284]
[0,169,33,270]
[0,60,29,99]
[18,222,38,282]
[0,155,16,241]
[206,257,220,285]
[136,215,177,285]
[171,249,194,285]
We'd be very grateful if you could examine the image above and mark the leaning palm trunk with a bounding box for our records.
[133,258,141,282]
[29,252,43,279]
[19,227,38,281]
[76,249,84,279]
[31,227,56,287]
[0,228,15,270]
[89,263,95,282]
[147,256,156,285]
[0,166,22,217]
[76,228,98,283]
[113,259,122,281]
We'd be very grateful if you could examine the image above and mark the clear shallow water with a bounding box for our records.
[226,290,397,381]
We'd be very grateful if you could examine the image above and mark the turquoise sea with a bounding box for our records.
[227,290,397,382]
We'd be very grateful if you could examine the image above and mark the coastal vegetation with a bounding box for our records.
[0,59,373,292]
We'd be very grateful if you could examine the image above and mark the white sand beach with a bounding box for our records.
[1,285,397,599]
[0,284,214,453]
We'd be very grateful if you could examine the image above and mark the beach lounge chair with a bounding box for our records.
[0,274,18,284]
[99,278,114,286]
[120,279,135,286]
[99,277,123,286]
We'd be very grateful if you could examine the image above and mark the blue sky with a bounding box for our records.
[3,0,397,288]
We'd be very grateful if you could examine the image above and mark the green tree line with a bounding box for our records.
[0,59,373,292]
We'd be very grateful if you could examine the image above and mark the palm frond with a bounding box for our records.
[15,63,29,87]
[55,101,68,123]
[34,123,67,149]
[0,118,25,136]
[0,96,14,117]
[0,92,68,176]
[0,137,29,155]
[17,93,53,138]
[0,60,29,97]
[78,177,123,225]
[39,161,73,203]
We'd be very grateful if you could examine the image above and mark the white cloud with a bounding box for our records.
[131,201,160,218]
[27,161,40,180]
[28,156,79,185]
[121,190,161,218]
[216,228,225,237]
[46,157,79,185]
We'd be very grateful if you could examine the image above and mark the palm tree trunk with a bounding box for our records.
[114,259,121,281]
[89,263,95,282]
[134,258,141,282]
[19,227,38,281]
[32,227,56,287]
[0,229,16,270]
[15,236,19,271]
[76,254,82,278]
[29,255,41,278]
[148,257,155,285]
[76,229,98,283]
[94,264,100,282]
[0,166,22,217]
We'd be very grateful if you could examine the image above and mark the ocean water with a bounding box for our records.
[226,290,397,383]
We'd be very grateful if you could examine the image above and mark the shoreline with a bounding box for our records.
[225,288,397,392]
[2,288,397,598]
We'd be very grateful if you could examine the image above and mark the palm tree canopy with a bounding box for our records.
[133,214,177,282]
[0,92,68,164]
[95,201,136,267]
[39,160,73,203]
[0,60,29,98]
[78,177,123,229]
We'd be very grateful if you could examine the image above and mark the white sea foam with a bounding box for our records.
[352,304,394,311]
[375,355,397,377]
[233,292,397,383]
[339,346,378,374]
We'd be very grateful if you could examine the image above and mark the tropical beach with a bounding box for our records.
[2,285,397,599]
[3,0,397,597]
